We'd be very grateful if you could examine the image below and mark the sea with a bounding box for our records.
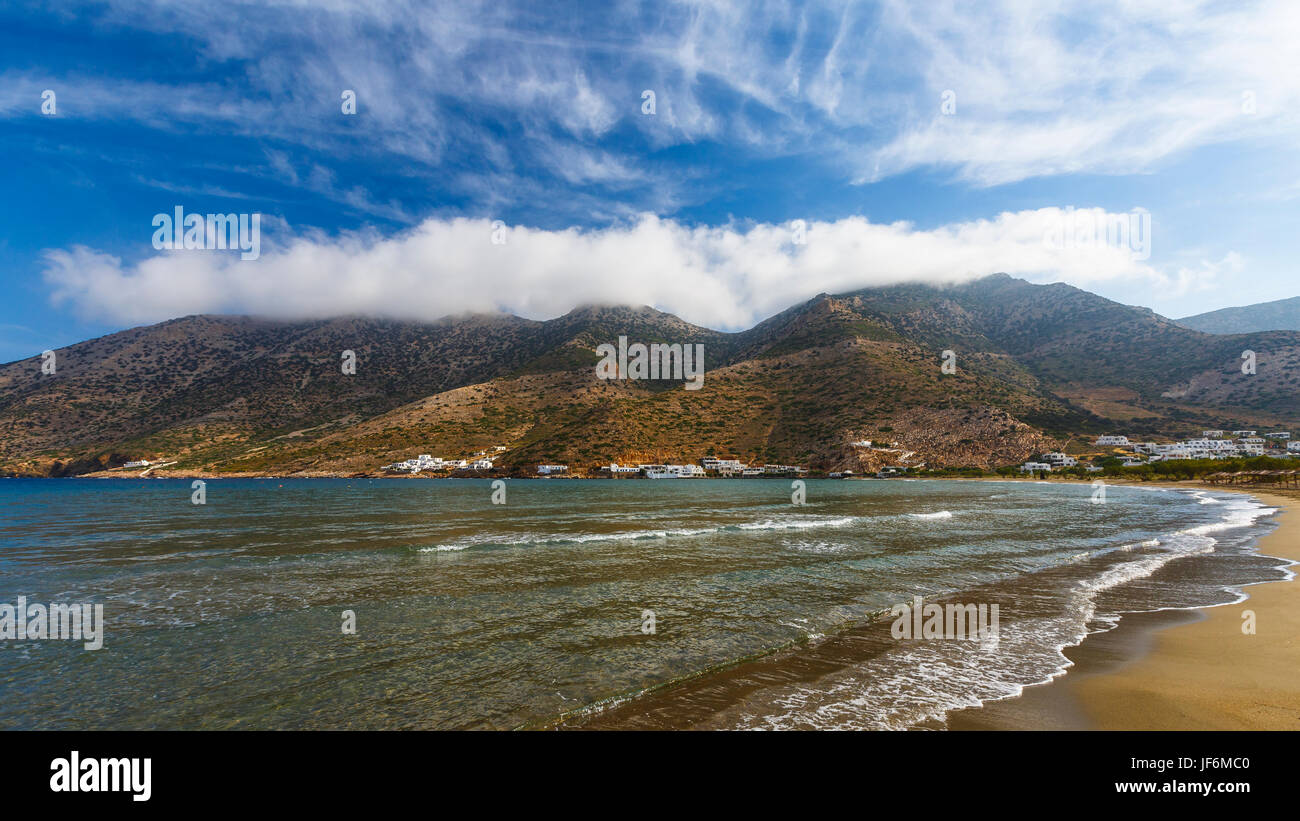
[0,477,1286,730]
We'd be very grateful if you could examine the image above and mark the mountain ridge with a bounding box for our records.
[4,275,1298,477]
[1176,295,1300,334]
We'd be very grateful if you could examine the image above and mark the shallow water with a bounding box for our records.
[0,478,1284,729]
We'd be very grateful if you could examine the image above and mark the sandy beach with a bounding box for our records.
[949,483,1299,730]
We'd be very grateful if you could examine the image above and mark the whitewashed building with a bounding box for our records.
[1150,444,1194,460]
[639,464,705,478]
[384,453,450,472]
[761,464,807,475]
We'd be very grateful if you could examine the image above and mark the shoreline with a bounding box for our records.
[555,478,1296,730]
[21,471,1294,483]
[555,478,1290,730]
[946,483,1299,730]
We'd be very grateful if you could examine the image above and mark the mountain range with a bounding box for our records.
[3,274,1298,477]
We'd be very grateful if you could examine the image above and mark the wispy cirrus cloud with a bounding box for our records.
[860,0,1300,185]
[12,0,1299,208]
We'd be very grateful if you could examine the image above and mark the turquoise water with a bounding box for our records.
[0,477,1285,729]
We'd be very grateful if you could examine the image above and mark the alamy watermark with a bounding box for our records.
[1043,206,1150,261]
[941,349,957,374]
[596,336,705,390]
[791,479,806,505]
[152,206,261,260]
[50,751,150,801]
[891,596,998,648]
[1241,349,1256,375]
[1,596,103,650]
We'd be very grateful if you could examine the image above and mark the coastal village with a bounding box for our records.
[100,418,1298,481]
[379,450,812,479]
[103,427,1300,480]
[367,433,943,479]
[358,428,1299,481]
[1019,430,1299,474]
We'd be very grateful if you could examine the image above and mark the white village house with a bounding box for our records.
[1041,452,1077,467]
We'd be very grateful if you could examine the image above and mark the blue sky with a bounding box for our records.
[2,0,1298,362]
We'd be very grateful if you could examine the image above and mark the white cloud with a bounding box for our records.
[1166,251,1246,297]
[43,209,1176,330]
